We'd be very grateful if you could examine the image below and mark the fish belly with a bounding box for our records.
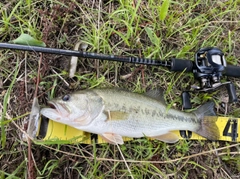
[82,112,200,139]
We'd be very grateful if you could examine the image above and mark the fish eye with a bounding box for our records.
[62,94,70,101]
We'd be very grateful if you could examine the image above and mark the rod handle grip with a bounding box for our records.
[225,65,240,77]
[170,59,193,72]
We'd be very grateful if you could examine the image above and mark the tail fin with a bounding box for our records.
[193,102,220,140]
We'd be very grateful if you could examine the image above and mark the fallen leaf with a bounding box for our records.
[11,34,46,47]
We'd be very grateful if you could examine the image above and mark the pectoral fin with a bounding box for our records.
[102,133,124,145]
[152,132,179,143]
[105,111,129,121]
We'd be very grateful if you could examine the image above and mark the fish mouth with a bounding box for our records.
[48,101,70,117]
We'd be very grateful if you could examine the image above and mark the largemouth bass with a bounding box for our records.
[40,89,220,144]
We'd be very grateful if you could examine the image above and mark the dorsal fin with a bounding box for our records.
[193,101,216,119]
[145,88,166,104]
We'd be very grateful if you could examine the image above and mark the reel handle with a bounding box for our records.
[181,92,192,110]
[226,83,238,103]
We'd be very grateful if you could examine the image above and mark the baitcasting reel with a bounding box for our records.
[182,47,238,109]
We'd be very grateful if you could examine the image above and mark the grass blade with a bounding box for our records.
[159,0,170,21]
[144,27,159,46]
[1,58,20,149]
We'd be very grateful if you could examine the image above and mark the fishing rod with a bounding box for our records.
[0,43,240,108]
[0,42,172,67]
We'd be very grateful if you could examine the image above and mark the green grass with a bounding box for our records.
[1,0,240,178]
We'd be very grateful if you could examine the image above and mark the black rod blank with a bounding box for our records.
[0,43,171,67]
